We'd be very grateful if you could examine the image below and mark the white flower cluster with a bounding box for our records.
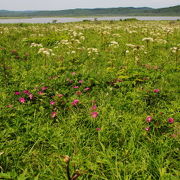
[142,37,154,42]
[109,41,119,47]
[87,48,99,55]
[170,46,180,53]
[154,38,167,44]
[30,43,43,47]
[60,40,72,45]
[38,48,54,56]
[126,44,144,51]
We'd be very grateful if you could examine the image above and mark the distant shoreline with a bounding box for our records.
[0,15,180,19]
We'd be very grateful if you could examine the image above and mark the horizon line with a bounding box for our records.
[1,4,179,11]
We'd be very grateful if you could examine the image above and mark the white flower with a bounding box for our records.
[142,37,154,42]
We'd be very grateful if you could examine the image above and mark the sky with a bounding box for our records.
[0,0,179,11]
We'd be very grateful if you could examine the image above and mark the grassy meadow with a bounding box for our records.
[0,20,180,179]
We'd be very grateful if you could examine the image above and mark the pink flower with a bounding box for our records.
[71,72,76,75]
[71,99,79,106]
[168,118,174,124]
[146,116,152,123]
[41,86,48,91]
[28,94,33,100]
[51,112,57,118]
[57,94,64,98]
[38,91,44,95]
[50,101,55,105]
[23,90,30,95]
[145,127,150,131]
[15,91,20,95]
[153,89,160,93]
[84,87,90,91]
[91,112,98,118]
[73,86,79,89]
[91,105,97,110]
[19,97,26,103]
[96,128,101,131]
[78,80,83,84]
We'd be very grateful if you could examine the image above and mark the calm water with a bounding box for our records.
[0,16,179,24]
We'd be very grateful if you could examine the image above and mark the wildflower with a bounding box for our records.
[57,94,64,98]
[91,105,97,110]
[23,90,30,95]
[50,101,55,105]
[146,116,152,123]
[19,97,26,103]
[84,87,90,91]
[73,86,79,89]
[145,127,150,131]
[78,80,83,84]
[142,37,154,42]
[153,89,160,93]
[168,118,174,124]
[71,72,76,75]
[15,91,20,95]
[38,91,44,95]
[71,99,79,106]
[41,86,48,91]
[96,128,101,131]
[91,112,98,118]
[29,94,33,100]
[109,41,119,47]
[51,112,57,118]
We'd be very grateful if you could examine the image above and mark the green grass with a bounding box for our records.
[0,20,180,180]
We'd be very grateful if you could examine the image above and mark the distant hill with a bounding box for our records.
[0,5,179,17]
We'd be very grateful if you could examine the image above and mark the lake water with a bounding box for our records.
[0,16,179,24]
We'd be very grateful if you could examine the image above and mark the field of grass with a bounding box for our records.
[0,20,180,179]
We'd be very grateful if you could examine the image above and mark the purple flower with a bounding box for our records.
[145,127,150,131]
[51,112,57,118]
[153,89,160,93]
[57,94,64,98]
[168,118,174,124]
[146,116,152,123]
[91,105,97,110]
[38,91,44,95]
[23,90,30,95]
[50,101,55,105]
[91,112,98,118]
[71,99,79,106]
[15,91,21,95]
[84,87,90,91]
[19,97,26,103]
[41,86,48,91]
[71,72,76,75]
[28,94,33,100]
[96,128,101,131]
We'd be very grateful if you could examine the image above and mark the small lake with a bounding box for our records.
[0,16,179,24]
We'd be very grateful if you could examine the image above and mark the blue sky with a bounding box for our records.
[0,0,179,10]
